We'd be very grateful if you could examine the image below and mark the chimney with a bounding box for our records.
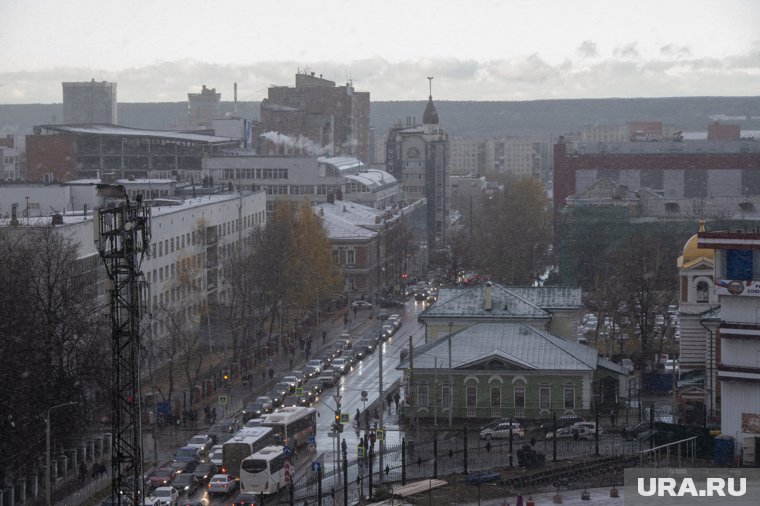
[484,281,493,312]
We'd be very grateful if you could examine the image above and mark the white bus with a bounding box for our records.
[260,406,317,450]
[239,446,289,495]
[221,426,275,477]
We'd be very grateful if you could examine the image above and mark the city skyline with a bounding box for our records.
[1,0,759,104]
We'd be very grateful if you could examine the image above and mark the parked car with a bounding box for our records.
[573,421,603,435]
[170,473,199,496]
[380,324,395,340]
[319,367,339,387]
[233,492,259,506]
[184,434,212,454]
[305,377,323,396]
[331,357,349,374]
[170,456,198,474]
[622,421,651,441]
[208,446,223,467]
[343,349,357,366]
[546,425,594,441]
[146,468,176,489]
[387,314,402,330]
[150,486,179,506]
[479,421,525,439]
[539,415,584,433]
[207,474,238,496]
[351,300,373,310]
[354,338,376,359]
[378,297,405,308]
[173,446,201,461]
[281,376,299,390]
[304,364,321,378]
[191,462,217,485]
[241,396,273,422]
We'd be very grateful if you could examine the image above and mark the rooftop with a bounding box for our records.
[39,124,238,145]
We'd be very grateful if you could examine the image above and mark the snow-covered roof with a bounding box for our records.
[316,201,394,240]
[344,170,397,191]
[399,322,600,372]
[422,283,550,320]
[40,124,238,144]
[317,156,366,172]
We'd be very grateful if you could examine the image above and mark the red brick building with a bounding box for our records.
[25,133,77,182]
[708,121,741,141]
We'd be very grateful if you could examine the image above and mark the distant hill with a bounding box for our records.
[3,96,760,139]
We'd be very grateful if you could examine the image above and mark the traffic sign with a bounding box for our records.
[311,461,321,473]
[376,428,385,442]
[361,390,368,400]
[340,413,350,423]
[283,445,292,456]
[218,395,228,405]
[284,461,291,483]
[357,445,365,458]
[333,394,342,406]
[307,435,316,444]
[296,387,304,396]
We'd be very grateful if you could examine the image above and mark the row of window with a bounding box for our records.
[416,382,577,411]
[221,168,289,180]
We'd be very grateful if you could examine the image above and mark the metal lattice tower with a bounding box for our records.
[93,185,150,505]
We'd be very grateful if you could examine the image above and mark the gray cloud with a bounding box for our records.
[577,41,599,59]
[614,43,639,59]
[660,44,692,59]
[1,53,759,104]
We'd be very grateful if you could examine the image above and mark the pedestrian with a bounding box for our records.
[211,407,217,424]
[269,368,275,380]
[355,408,361,425]
[386,393,393,412]
[322,330,327,344]
[393,392,400,412]
[79,461,87,482]
[610,410,617,427]
[530,436,536,447]
[344,315,348,328]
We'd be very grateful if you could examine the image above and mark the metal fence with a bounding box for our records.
[270,428,650,505]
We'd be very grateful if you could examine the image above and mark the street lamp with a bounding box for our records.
[46,401,77,506]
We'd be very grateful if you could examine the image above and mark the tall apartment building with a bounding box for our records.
[484,138,544,179]
[448,138,482,176]
[62,80,117,124]
[255,71,370,162]
[188,85,222,129]
[385,94,448,250]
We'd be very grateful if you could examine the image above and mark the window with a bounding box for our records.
[696,280,709,303]
[539,384,551,411]
[726,249,753,280]
[514,385,525,409]
[417,382,429,407]
[466,386,477,408]
[490,387,501,407]
[346,249,356,265]
[440,384,451,408]
[564,384,575,410]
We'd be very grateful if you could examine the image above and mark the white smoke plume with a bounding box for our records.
[259,131,333,156]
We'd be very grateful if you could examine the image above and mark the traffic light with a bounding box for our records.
[334,411,341,424]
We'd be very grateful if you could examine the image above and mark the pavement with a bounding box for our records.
[59,306,379,505]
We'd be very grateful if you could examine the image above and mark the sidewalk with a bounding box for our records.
[60,307,378,505]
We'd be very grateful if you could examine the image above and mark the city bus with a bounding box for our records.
[260,406,317,450]
[239,446,289,495]
[221,426,275,477]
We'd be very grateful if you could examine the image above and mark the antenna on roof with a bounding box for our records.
[427,76,434,99]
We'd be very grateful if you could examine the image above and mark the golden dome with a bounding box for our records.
[679,221,714,267]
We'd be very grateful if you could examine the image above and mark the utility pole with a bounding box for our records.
[448,321,453,428]
[409,335,417,441]
[378,317,384,482]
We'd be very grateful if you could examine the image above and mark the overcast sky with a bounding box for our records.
[1,0,759,104]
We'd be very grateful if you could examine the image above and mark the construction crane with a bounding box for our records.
[93,184,151,505]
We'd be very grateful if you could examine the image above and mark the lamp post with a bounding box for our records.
[46,401,77,506]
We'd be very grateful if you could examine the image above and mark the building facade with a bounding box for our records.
[398,322,627,421]
[62,80,117,124]
[385,95,448,250]
[255,71,370,162]
[25,124,238,182]
[188,85,222,129]
[698,229,760,464]
[206,155,399,214]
